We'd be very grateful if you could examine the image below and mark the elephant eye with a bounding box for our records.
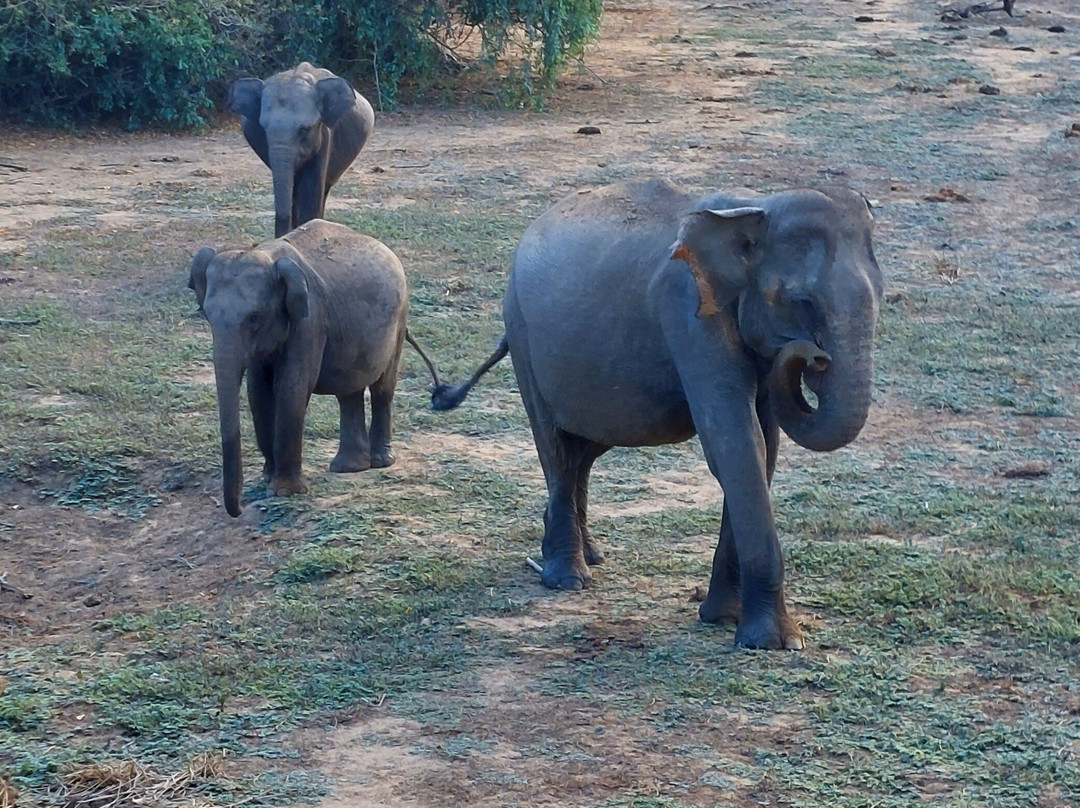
[245,312,260,328]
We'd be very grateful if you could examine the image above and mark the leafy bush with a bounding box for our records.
[0,0,231,128]
[0,0,603,129]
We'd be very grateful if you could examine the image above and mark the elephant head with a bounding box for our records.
[670,187,883,452]
[228,63,358,237]
[189,246,311,516]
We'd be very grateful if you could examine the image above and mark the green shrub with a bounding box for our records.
[0,0,231,128]
[0,0,604,129]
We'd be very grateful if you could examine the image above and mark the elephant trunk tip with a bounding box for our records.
[225,498,243,518]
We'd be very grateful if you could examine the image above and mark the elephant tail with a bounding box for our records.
[405,328,445,389]
[429,334,509,411]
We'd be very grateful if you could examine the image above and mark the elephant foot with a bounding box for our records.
[330,452,372,473]
[261,460,275,482]
[540,555,591,591]
[583,536,605,566]
[733,606,804,651]
[270,475,309,497]
[699,588,741,625]
[370,447,396,469]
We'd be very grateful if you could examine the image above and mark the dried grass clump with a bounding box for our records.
[1,777,19,808]
[57,752,225,808]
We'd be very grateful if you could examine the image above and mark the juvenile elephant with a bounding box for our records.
[434,179,884,650]
[188,220,438,517]
[228,62,376,238]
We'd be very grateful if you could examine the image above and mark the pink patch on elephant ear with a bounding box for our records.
[671,244,721,318]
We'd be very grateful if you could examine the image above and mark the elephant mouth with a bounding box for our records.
[769,340,831,415]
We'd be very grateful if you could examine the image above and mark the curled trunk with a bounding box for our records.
[766,332,873,453]
[214,351,245,517]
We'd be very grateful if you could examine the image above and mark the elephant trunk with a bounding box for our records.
[214,347,245,517]
[767,323,874,453]
[269,145,295,238]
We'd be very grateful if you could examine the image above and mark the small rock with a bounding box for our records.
[734,51,757,58]
[1066,124,1080,139]
[83,595,102,607]
[890,182,907,191]
[1012,46,1035,52]
[925,187,972,203]
[576,126,602,135]
[990,27,1008,37]
[884,290,906,304]
[978,84,1002,95]
[855,15,878,23]
[1002,462,1052,479]
[370,165,386,173]
[874,47,897,57]
[1047,25,1066,34]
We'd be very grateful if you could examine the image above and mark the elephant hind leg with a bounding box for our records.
[368,349,402,469]
[330,390,372,473]
[575,444,610,566]
[536,429,600,591]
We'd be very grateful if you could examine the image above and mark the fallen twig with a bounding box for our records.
[0,318,40,327]
[0,160,28,172]
[390,163,431,169]
[525,557,544,574]
[941,1,1014,22]
[0,571,32,600]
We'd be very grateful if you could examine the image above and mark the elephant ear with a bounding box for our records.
[273,256,310,321]
[188,246,216,309]
[669,207,766,317]
[228,78,264,119]
[316,77,357,127]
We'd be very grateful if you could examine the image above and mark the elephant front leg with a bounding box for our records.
[294,155,329,229]
[699,505,740,624]
[247,364,276,481]
[269,384,311,497]
[330,391,371,473]
[701,390,778,625]
[694,405,802,650]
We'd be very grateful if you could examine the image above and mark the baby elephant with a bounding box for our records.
[229,62,376,238]
[188,220,428,517]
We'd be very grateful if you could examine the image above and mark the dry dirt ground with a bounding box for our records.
[2,0,1079,806]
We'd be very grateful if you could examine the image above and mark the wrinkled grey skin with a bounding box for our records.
[228,62,376,238]
[189,220,409,518]
[435,179,884,650]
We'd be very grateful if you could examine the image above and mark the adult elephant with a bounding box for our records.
[433,179,884,650]
[228,62,376,237]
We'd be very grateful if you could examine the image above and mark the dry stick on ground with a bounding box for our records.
[942,1,1015,20]
[525,557,544,574]
[0,319,41,327]
[0,571,31,600]
[0,160,29,172]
